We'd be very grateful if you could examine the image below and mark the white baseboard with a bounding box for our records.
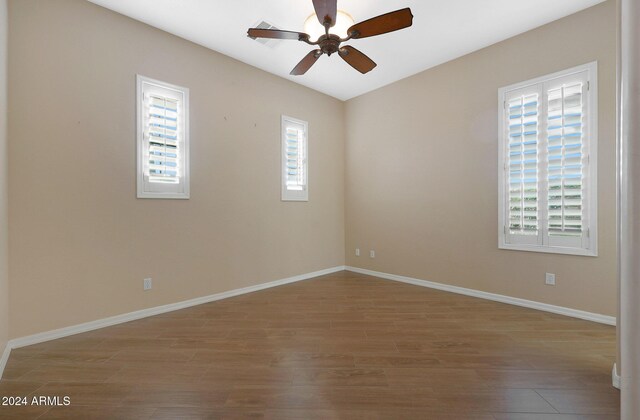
[0,265,345,379]
[612,363,621,389]
[346,266,616,326]
[0,342,10,379]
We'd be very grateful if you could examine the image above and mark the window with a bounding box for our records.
[498,62,597,256]
[137,75,190,199]
[281,115,308,201]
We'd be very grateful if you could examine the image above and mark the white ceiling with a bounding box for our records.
[87,0,605,101]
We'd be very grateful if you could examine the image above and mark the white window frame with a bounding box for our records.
[498,62,598,256]
[281,115,309,202]
[137,75,190,199]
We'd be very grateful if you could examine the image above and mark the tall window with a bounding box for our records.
[281,115,308,201]
[498,62,597,256]
[137,75,190,199]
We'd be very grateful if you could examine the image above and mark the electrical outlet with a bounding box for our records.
[545,273,556,286]
[370,250,375,259]
[355,248,360,257]
[144,278,152,291]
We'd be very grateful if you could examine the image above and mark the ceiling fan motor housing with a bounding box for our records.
[318,34,341,56]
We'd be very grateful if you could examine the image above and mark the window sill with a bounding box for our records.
[137,191,190,200]
[499,243,597,257]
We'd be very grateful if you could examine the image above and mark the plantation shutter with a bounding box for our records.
[146,95,180,184]
[285,124,306,191]
[544,71,591,249]
[504,85,543,246]
[281,116,308,201]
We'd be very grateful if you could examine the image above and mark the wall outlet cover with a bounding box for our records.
[545,273,556,286]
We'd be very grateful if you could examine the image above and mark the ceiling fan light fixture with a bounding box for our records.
[247,1,413,76]
[304,10,354,41]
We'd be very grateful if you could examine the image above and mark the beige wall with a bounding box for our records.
[8,0,345,338]
[0,0,9,355]
[345,1,617,316]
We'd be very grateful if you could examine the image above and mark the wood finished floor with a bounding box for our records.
[0,271,619,419]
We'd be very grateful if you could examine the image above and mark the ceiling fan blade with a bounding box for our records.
[339,46,377,74]
[312,0,337,27]
[348,8,414,39]
[247,28,309,41]
[290,50,322,76]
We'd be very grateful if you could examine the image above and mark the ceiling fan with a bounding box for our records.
[247,0,413,75]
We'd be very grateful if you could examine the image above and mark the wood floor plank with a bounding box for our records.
[37,406,156,420]
[15,363,121,383]
[291,368,389,387]
[475,369,613,389]
[104,363,209,385]
[492,414,619,420]
[535,388,620,415]
[270,352,356,369]
[0,404,51,419]
[122,383,229,408]
[32,382,134,407]
[0,271,619,418]
[384,367,486,388]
